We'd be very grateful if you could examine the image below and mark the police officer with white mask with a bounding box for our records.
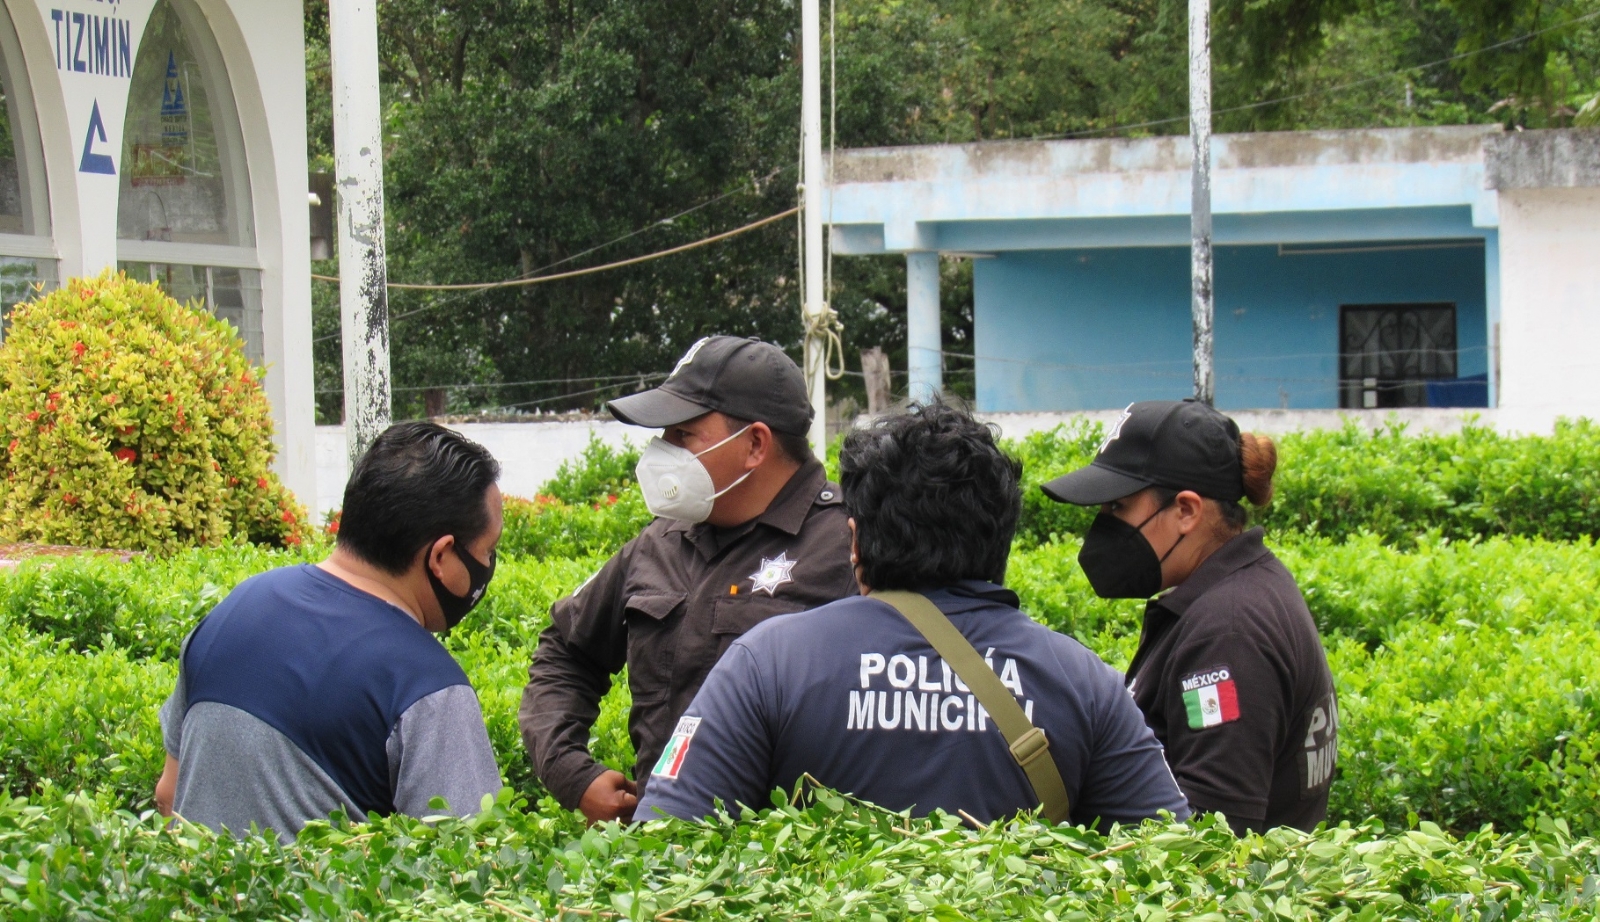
[637,403,1189,828]
[520,336,856,823]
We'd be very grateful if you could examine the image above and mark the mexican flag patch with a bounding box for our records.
[651,716,701,779]
[1181,667,1240,730]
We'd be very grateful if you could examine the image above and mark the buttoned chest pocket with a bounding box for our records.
[625,592,685,704]
[711,595,807,654]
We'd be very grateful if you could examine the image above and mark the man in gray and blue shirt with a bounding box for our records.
[155,422,505,841]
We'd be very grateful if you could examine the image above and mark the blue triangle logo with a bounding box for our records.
[79,100,115,175]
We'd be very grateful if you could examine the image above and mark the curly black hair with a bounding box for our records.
[840,401,1022,590]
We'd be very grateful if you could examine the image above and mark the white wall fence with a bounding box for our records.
[309,407,1550,515]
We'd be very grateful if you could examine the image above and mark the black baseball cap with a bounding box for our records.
[1040,399,1244,505]
[607,336,812,435]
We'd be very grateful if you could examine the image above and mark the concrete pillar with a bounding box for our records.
[1482,230,1500,408]
[1496,188,1600,430]
[906,251,942,401]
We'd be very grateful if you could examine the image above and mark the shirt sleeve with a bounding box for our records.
[159,666,186,757]
[1158,629,1283,833]
[159,628,198,757]
[634,642,774,821]
[387,685,503,817]
[518,544,634,809]
[1071,660,1191,829]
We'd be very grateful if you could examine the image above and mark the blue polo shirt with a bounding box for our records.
[160,565,502,840]
[636,581,1189,828]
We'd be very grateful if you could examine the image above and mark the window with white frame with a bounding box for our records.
[0,3,57,334]
[117,0,261,361]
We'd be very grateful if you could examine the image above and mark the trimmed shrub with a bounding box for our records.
[0,271,310,554]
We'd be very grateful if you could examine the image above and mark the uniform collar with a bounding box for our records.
[1151,527,1270,618]
[922,579,1021,614]
[666,458,829,542]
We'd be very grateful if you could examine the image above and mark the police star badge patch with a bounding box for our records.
[747,552,797,596]
[1181,666,1240,730]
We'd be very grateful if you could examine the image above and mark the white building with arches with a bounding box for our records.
[0,0,313,500]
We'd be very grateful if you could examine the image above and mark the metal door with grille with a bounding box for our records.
[1339,304,1457,409]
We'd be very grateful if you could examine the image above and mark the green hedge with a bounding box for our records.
[5,531,1599,838]
[3,786,1597,921]
[1008,418,1600,548]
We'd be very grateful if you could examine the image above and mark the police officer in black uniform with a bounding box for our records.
[1041,399,1337,834]
[637,402,1189,827]
[519,336,857,823]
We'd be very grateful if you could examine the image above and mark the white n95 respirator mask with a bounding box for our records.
[634,425,754,523]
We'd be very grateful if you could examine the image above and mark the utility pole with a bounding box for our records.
[330,0,393,465]
[800,0,828,456]
[1189,0,1215,406]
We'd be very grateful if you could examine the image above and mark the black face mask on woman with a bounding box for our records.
[428,544,497,629]
[1077,502,1185,599]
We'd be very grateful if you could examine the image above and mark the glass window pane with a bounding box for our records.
[0,6,46,237]
[0,257,57,340]
[118,0,252,246]
[117,262,263,363]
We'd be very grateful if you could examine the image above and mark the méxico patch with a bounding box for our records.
[1181,666,1240,730]
[651,716,701,779]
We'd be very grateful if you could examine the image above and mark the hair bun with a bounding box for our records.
[1239,433,1277,507]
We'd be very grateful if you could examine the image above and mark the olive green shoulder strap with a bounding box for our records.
[871,590,1071,824]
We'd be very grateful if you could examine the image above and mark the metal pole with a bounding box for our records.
[329,0,392,465]
[800,0,828,456]
[1189,0,1215,406]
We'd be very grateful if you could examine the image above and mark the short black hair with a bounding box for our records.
[337,421,501,575]
[840,401,1021,590]
[722,414,814,466]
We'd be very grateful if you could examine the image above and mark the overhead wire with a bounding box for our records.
[311,206,798,292]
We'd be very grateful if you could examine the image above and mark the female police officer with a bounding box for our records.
[1041,399,1336,834]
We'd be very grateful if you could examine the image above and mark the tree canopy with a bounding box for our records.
[305,0,1600,422]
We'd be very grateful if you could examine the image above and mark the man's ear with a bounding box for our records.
[847,517,859,560]
[424,534,456,579]
[744,421,773,469]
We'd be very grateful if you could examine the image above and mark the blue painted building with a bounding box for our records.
[826,127,1600,420]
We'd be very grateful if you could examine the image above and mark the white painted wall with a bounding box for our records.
[314,420,642,515]
[1495,188,1600,433]
[312,408,1546,514]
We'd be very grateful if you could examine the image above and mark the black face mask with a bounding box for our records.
[1077,503,1184,599]
[428,544,496,629]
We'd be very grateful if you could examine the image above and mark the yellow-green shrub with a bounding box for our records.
[0,271,309,554]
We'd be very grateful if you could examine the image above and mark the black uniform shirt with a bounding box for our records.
[637,581,1190,828]
[1124,528,1337,834]
[518,459,857,810]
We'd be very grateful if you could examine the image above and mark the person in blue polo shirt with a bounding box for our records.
[153,421,504,841]
[636,403,1188,828]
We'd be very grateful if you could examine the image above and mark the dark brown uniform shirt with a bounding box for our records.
[1125,528,1337,834]
[519,459,857,810]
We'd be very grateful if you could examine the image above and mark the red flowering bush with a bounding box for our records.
[0,270,310,553]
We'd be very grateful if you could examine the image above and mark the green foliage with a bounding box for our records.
[538,436,641,506]
[0,627,171,804]
[5,425,1600,909]
[2,786,1598,919]
[0,272,311,554]
[498,492,652,561]
[1007,419,1600,549]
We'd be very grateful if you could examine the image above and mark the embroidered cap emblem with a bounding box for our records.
[1097,403,1134,455]
[748,551,797,596]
